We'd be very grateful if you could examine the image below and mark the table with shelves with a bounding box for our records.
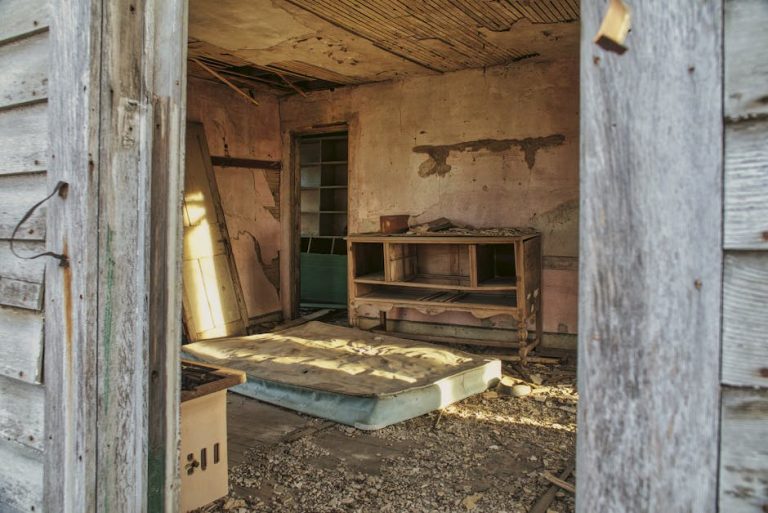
[347,231,542,361]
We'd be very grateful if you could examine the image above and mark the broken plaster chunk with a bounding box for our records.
[461,492,483,510]
[510,384,532,397]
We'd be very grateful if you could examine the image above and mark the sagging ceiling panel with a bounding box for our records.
[188,0,580,94]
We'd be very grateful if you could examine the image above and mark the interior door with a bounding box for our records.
[182,122,249,340]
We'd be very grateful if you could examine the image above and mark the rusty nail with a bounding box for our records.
[761,230,768,241]
[694,279,702,290]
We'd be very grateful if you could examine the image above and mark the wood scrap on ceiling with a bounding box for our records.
[283,0,579,72]
[188,40,351,94]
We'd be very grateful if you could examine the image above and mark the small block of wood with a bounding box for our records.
[541,471,575,494]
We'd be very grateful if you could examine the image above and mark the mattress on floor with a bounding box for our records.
[182,321,501,429]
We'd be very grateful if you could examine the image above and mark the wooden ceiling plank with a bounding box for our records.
[544,0,567,21]
[400,0,493,66]
[322,0,483,69]
[562,0,580,20]
[498,1,528,21]
[521,1,551,22]
[296,0,451,71]
[329,0,465,70]
[510,2,546,23]
[547,0,571,19]
[462,0,512,30]
[413,0,512,65]
[191,57,260,106]
[215,69,292,90]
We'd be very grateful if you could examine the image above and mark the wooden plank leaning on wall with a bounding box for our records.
[45,0,186,511]
[578,2,722,512]
[720,1,768,511]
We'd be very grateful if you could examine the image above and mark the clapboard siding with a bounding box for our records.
[0,171,47,241]
[720,2,768,512]
[0,375,43,451]
[725,119,768,250]
[0,103,48,176]
[0,31,48,111]
[0,0,49,45]
[0,241,46,311]
[719,387,768,513]
[725,0,768,120]
[723,252,768,388]
[0,306,44,384]
[0,2,49,513]
[0,439,43,513]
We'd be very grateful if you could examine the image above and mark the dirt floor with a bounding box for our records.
[195,357,577,513]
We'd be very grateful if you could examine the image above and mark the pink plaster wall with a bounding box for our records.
[280,59,579,334]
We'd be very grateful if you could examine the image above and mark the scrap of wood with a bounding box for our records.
[190,57,260,107]
[369,329,514,349]
[271,309,334,332]
[593,0,631,54]
[541,471,575,494]
[280,420,335,443]
[529,462,574,513]
[271,69,308,97]
[210,156,282,170]
[487,354,560,365]
[410,217,453,234]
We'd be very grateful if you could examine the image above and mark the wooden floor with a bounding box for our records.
[226,393,413,471]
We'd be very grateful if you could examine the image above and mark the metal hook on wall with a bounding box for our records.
[10,180,70,267]
[594,0,632,55]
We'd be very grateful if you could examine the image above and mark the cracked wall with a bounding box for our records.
[188,77,283,319]
[280,59,579,336]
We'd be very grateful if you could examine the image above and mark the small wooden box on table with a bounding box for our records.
[347,230,542,362]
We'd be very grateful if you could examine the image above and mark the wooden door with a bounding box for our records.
[182,123,248,340]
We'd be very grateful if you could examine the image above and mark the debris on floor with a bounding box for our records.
[193,360,577,513]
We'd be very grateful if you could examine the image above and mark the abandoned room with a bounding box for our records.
[175,1,580,512]
[176,0,579,513]
[7,0,764,512]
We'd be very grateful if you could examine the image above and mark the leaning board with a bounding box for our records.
[182,321,500,429]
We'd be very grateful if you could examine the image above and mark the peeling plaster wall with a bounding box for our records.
[280,59,579,337]
[187,77,283,320]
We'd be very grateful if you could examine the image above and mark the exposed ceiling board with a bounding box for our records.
[189,0,429,87]
[284,0,579,71]
[188,0,580,92]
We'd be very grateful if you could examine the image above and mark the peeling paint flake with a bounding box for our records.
[413,134,565,176]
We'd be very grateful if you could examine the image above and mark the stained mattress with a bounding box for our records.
[182,321,501,429]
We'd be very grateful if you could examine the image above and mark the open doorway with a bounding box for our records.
[297,131,350,310]
[179,1,580,512]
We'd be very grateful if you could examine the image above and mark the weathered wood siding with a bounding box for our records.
[720,1,768,511]
[0,0,49,511]
[577,2,723,513]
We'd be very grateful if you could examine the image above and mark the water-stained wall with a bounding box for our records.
[280,59,579,339]
[187,77,283,320]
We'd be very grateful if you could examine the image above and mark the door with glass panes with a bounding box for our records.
[298,132,349,307]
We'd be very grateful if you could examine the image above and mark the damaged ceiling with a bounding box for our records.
[188,0,580,94]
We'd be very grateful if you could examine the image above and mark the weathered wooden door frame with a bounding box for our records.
[576,2,723,513]
[44,0,726,511]
[45,0,187,511]
[283,122,351,319]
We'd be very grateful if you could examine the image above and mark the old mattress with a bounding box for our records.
[181,322,501,429]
